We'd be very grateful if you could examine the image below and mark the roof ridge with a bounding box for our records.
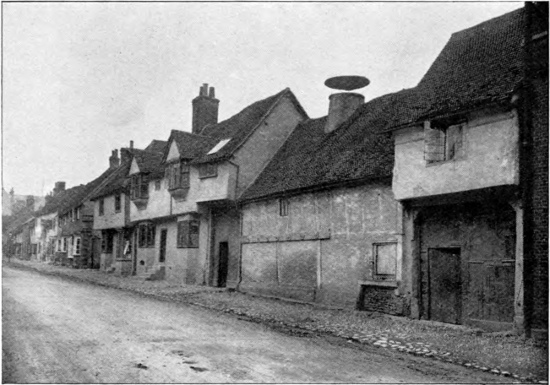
[450,6,523,37]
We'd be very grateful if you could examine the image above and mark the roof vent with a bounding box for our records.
[324,76,369,134]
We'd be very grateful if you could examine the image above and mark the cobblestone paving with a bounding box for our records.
[6,259,547,383]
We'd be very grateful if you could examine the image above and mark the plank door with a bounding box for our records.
[429,248,462,324]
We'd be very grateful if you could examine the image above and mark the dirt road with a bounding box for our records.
[2,267,509,383]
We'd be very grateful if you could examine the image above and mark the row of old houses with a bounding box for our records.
[5,5,547,337]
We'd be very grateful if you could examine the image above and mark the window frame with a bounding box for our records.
[424,121,465,164]
[74,237,81,255]
[177,219,200,248]
[99,199,105,216]
[138,223,156,248]
[373,242,398,281]
[114,194,122,212]
[167,160,190,190]
[279,198,289,217]
[198,163,218,179]
[130,173,149,200]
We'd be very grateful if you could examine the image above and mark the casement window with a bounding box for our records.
[101,231,114,253]
[63,237,68,252]
[177,220,199,248]
[373,243,397,281]
[76,207,80,220]
[74,237,81,255]
[279,198,289,217]
[155,180,161,190]
[99,199,105,216]
[57,239,61,252]
[198,163,218,179]
[424,122,464,164]
[167,161,190,190]
[115,194,121,212]
[138,223,156,248]
[130,174,149,199]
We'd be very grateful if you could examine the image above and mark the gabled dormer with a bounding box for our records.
[162,130,218,201]
[129,156,150,210]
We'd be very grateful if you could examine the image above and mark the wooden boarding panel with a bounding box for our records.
[429,248,461,324]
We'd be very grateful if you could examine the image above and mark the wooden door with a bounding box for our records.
[429,248,461,324]
[159,229,167,263]
[217,242,229,287]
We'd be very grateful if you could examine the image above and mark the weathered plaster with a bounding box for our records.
[393,111,520,200]
[241,184,403,309]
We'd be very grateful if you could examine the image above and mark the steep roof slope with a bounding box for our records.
[193,88,308,164]
[166,130,218,160]
[37,185,88,216]
[58,167,120,216]
[145,140,168,153]
[390,7,525,129]
[241,89,415,201]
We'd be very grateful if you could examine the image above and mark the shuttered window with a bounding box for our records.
[424,123,464,163]
[177,220,199,248]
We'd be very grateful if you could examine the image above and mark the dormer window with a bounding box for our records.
[167,160,190,190]
[130,174,149,200]
[198,163,218,179]
[424,121,464,164]
[166,160,190,200]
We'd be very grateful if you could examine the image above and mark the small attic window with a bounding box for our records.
[207,139,231,155]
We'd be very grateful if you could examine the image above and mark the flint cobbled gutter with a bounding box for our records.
[5,259,547,384]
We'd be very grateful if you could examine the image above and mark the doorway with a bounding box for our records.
[159,229,167,263]
[217,242,229,287]
[428,248,461,324]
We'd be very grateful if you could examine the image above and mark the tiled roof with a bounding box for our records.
[133,148,166,179]
[391,7,525,129]
[240,90,415,201]
[37,185,87,216]
[145,140,168,153]
[58,166,120,216]
[192,88,308,164]
[89,161,132,200]
[167,130,218,160]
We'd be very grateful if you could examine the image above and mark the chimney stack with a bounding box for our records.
[130,140,134,149]
[109,149,120,169]
[192,83,219,135]
[325,93,365,134]
[324,76,370,134]
[53,181,66,196]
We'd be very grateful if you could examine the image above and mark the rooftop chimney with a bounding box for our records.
[324,76,370,134]
[192,83,219,135]
[53,181,66,196]
[109,149,120,169]
[130,140,134,149]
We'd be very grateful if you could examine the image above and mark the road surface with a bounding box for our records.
[3,267,508,383]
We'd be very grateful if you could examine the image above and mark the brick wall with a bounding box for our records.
[530,70,548,331]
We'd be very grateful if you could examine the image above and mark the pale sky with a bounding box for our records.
[3,2,523,196]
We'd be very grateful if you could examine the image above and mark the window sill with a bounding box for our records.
[358,280,398,288]
[199,175,218,180]
[425,157,464,167]
[177,246,199,249]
